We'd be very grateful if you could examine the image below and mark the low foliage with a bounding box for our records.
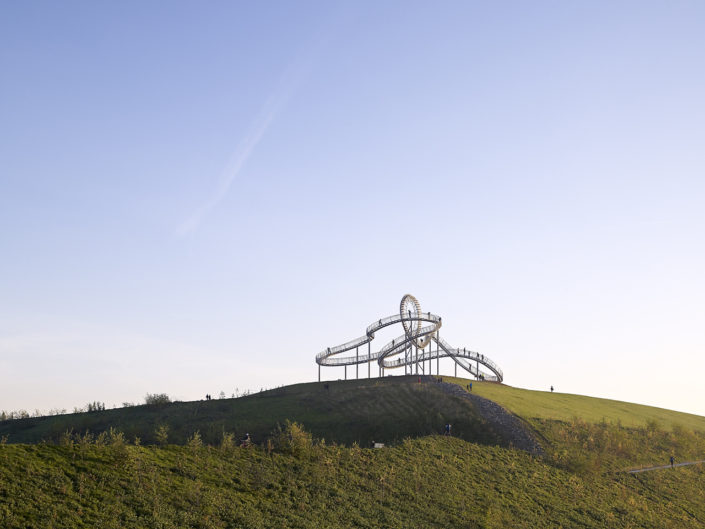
[2,431,705,528]
[0,377,502,447]
[3,377,705,527]
[272,421,315,458]
[144,393,171,406]
[539,416,705,474]
[154,424,169,446]
[86,401,105,412]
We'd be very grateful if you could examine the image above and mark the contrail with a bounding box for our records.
[175,46,315,236]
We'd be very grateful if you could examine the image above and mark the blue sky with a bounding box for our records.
[2,2,704,416]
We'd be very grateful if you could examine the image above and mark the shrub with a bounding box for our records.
[154,424,169,446]
[108,427,126,447]
[187,431,203,451]
[221,432,235,452]
[145,393,171,406]
[78,432,93,457]
[60,430,75,448]
[87,401,105,412]
[645,419,662,436]
[272,421,313,458]
[108,428,129,463]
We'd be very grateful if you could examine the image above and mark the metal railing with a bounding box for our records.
[316,307,503,383]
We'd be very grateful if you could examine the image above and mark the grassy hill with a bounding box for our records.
[0,376,504,447]
[2,376,705,528]
[458,377,705,431]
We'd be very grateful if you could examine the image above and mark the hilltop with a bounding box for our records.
[2,376,705,528]
[1,376,505,447]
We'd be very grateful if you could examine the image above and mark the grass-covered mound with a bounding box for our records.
[441,377,705,473]
[2,426,705,529]
[0,377,504,447]
[458,378,705,431]
[4,377,705,527]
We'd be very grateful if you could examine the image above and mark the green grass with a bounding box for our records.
[3,376,705,527]
[2,431,705,528]
[444,376,705,432]
[441,377,705,472]
[0,376,502,447]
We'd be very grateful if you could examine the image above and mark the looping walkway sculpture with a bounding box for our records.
[316,294,503,383]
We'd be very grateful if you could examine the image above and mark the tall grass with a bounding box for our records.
[2,425,705,528]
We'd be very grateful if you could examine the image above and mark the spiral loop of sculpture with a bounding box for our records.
[316,294,503,382]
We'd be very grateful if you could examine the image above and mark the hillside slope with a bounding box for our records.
[458,378,705,431]
[1,376,507,447]
[3,377,705,528]
[2,433,705,528]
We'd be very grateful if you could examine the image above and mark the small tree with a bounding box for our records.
[154,424,169,446]
[220,431,235,452]
[60,429,75,448]
[187,431,203,452]
[272,421,313,458]
[107,427,126,447]
[87,401,105,412]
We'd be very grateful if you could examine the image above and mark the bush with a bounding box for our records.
[154,424,169,446]
[87,401,105,412]
[221,432,235,452]
[272,421,314,458]
[60,429,75,448]
[144,393,171,406]
[187,431,203,451]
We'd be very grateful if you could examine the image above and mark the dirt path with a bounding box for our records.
[627,460,705,474]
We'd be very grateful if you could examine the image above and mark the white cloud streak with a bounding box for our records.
[176,48,315,236]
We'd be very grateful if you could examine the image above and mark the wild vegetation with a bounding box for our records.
[0,378,504,446]
[442,377,705,474]
[2,377,705,527]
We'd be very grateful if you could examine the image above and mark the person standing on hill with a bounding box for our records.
[550,386,554,393]
[444,423,451,436]
[670,455,675,468]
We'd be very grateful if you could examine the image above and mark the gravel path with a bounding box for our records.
[429,378,544,456]
[627,460,705,474]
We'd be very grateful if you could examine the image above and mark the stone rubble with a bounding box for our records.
[430,378,544,456]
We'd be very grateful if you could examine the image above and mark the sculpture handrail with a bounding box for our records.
[316,294,504,383]
[435,335,503,381]
[316,312,442,361]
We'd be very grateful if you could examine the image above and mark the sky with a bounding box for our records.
[1,1,704,417]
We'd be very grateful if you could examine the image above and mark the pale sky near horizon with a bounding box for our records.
[2,2,704,418]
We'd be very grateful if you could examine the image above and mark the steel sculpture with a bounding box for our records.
[316,294,503,383]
